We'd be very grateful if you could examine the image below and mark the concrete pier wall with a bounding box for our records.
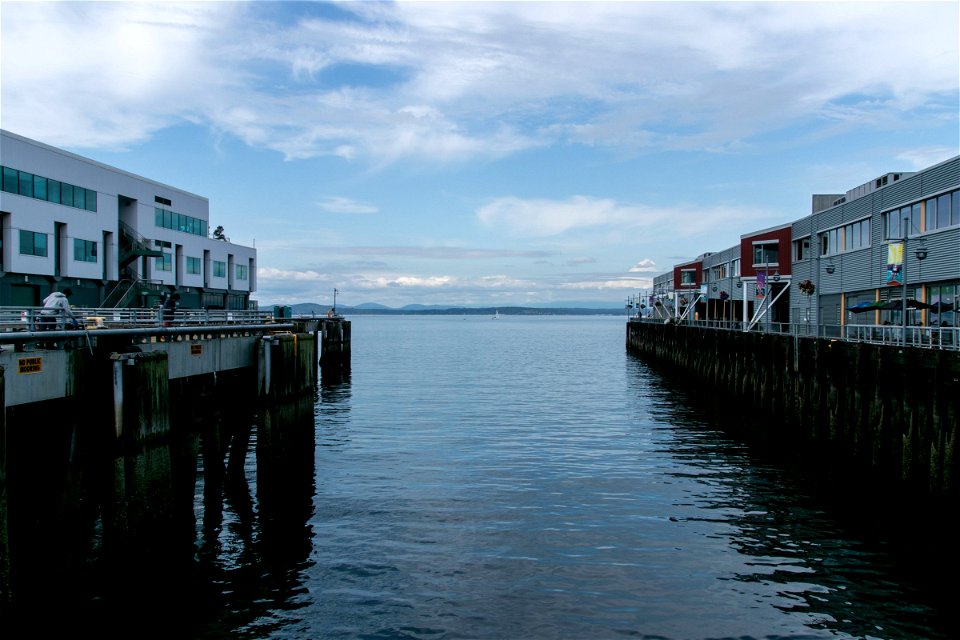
[626,321,959,501]
[0,327,326,606]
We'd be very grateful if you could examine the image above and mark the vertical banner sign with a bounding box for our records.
[886,242,904,286]
[756,271,766,297]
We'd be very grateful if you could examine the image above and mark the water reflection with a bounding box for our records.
[316,365,353,450]
[628,352,955,639]
[1,385,320,638]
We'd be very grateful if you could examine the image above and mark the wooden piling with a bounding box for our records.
[626,321,960,502]
[0,366,8,605]
[319,319,351,375]
[104,350,179,561]
[259,332,317,401]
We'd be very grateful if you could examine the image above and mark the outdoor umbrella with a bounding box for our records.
[876,299,937,311]
[846,301,883,312]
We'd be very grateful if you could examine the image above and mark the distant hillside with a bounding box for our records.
[261,302,622,317]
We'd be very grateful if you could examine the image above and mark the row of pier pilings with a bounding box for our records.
[625,321,959,507]
[0,318,352,614]
[320,316,351,380]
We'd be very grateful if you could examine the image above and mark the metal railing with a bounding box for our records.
[629,316,959,351]
[100,277,165,308]
[1,306,276,333]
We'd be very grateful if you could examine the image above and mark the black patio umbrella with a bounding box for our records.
[846,301,884,312]
[877,299,937,311]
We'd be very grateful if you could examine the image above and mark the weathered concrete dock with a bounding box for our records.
[0,313,351,606]
[626,319,958,502]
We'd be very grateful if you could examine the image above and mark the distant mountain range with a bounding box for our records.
[261,302,625,316]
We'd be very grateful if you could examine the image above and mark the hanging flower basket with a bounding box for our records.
[798,279,815,295]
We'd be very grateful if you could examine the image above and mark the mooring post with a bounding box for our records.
[0,366,9,605]
[105,351,177,559]
[319,319,351,374]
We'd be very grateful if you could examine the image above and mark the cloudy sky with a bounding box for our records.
[2,1,957,308]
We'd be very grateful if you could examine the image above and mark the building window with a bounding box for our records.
[680,269,696,285]
[712,263,727,280]
[924,189,960,232]
[18,171,34,197]
[236,264,248,281]
[793,237,810,261]
[213,260,226,278]
[929,285,957,328]
[154,207,207,237]
[883,203,922,240]
[74,238,97,263]
[1,165,97,212]
[2,167,17,192]
[155,252,172,271]
[19,230,47,257]
[33,175,47,200]
[186,256,201,274]
[753,242,778,266]
[821,218,870,256]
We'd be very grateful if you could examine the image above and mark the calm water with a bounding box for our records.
[10,315,955,639]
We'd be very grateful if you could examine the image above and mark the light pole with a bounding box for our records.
[771,270,780,329]
[821,257,835,338]
[333,287,338,315]
[901,232,930,337]
[902,219,908,341]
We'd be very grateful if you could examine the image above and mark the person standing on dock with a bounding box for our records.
[39,288,77,348]
[40,288,76,331]
[162,292,181,327]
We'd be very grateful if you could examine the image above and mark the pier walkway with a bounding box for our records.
[0,305,349,408]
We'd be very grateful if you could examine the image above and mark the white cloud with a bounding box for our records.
[317,196,379,214]
[2,2,955,159]
[476,195,769,240]
[560,277,650,291]
[896,147,960,172]
[476,195,642,236]
[628,259,658,273]
[257,267,327,281]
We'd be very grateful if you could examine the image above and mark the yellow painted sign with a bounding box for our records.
[190,343,203,356]
[18,357,43,374]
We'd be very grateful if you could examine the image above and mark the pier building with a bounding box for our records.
[0,129,256,311]
[641,155,959,349]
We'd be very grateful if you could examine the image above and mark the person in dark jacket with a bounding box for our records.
[162,293,180,327]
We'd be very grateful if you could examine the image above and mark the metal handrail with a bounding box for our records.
[0,306,276,333]
[101,277,164,308]
[628,316,959,351]
[0,322,296,344]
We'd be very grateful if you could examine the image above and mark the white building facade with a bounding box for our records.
[0,130,256,310]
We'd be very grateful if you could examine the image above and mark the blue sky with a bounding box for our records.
[2,1,958,308]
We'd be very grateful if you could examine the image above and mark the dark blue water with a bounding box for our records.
[183,315,952,640]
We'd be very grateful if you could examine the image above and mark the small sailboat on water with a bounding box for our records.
[492,309,500,320]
